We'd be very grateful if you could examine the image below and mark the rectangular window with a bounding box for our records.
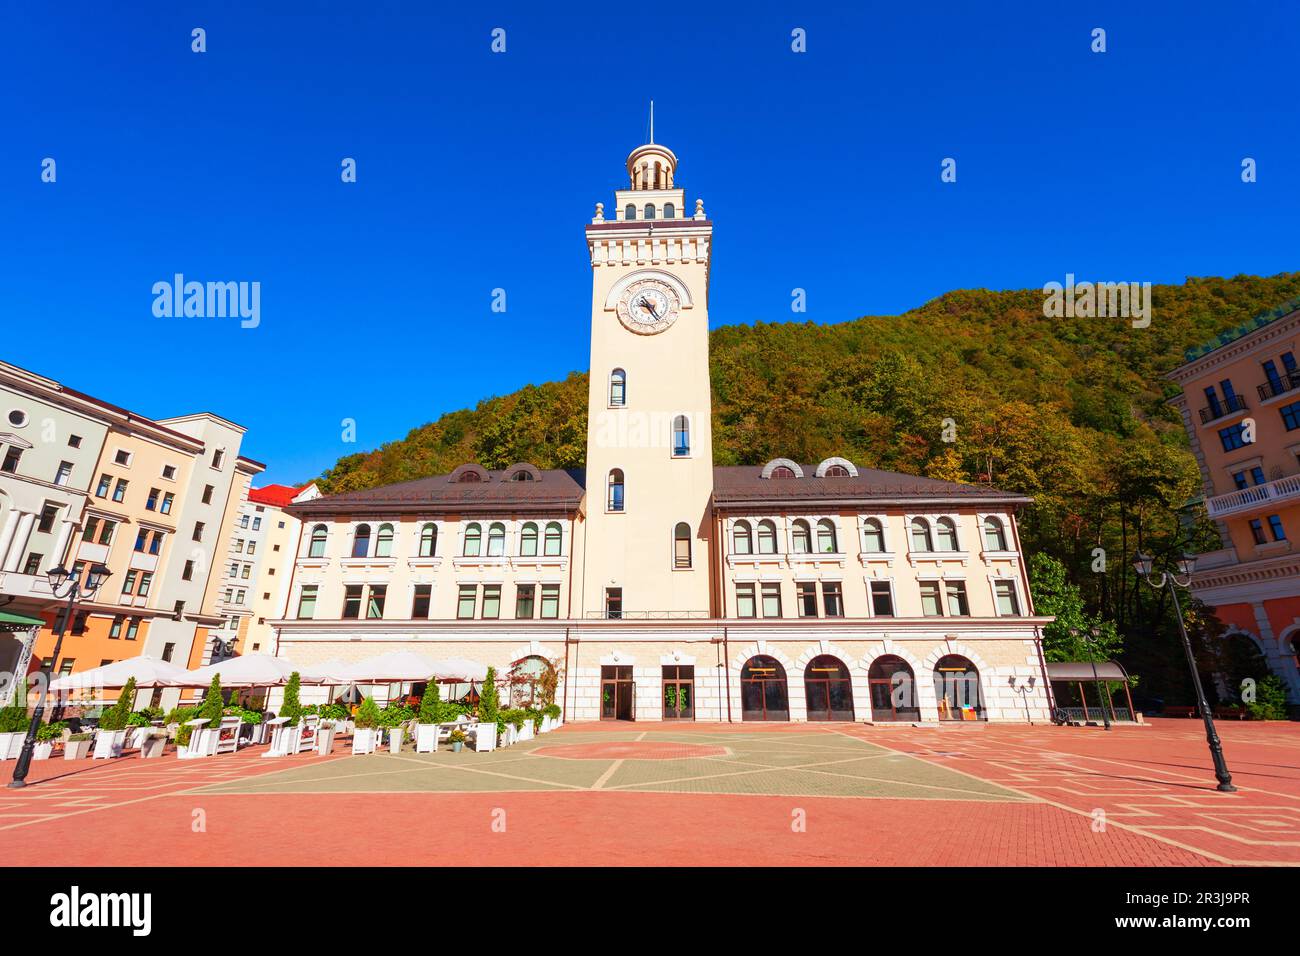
[125,618,140,640]
[182,560,194,581]
[161,464,177,480]
[247,541,256,555]
[995,580,1021,616]
[540,584,560,619]
[161,492,174,515]
[96,473,111,496]
[1249,518,1267,545]
[240,515,250,529]
[212,449,225,469]
[869,580,895,617]
[821,581,844,617]
[240,565,250,579]
[945,580,970,616]
[234,589,245,606]
[411,584,432,619]
[161,642,175,662]
[202,484,214,504]
[515,584,535,619]
[68,435,82,448]
[146,488,160,511]
[457,585,477,619]
[1282,401,1300,432]
[98,519,115,545]
[137,572,153,598]
[796,582,818,617]
[192,522,204,542]
[1219,424,1249,451]
[114,449,131,466]
[111,478,128,502]
[37,504,58,533]
[736,583,756,619]
[605,587,622,620]
[296,586,318,619]
[71,611,88,635]
[1,447,22,474]
[761,582,782,618]
[1268,514,1287,541]
[342,584,363,619]
[366,584,386,619]
[135,529,150,553]
[482,585,501,620]
[920,581,943,616]
[54,461,73,486]
[252,517,262,531]
[82,517,99,542]
[109,616,124,639]
[22,552,42,575]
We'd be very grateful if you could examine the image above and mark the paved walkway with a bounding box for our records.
[0,719,1294,866]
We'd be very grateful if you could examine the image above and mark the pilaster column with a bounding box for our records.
[0,509,22,568]
[51,519,77,570]
[1,512,35,572]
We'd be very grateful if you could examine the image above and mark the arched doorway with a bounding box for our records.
[804,655,854,721]
[933,655,983,720]
[740,655,789,721]
[868,655,920,722]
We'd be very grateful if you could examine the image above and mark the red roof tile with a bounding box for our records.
[249,483,309,508]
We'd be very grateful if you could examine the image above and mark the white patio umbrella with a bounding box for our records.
[429,658,488,682]
[297,659,353,685]
[336,651,439,683]
[184,654,305,688]
[49,656,192,692]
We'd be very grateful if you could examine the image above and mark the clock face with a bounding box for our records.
[616,278,679,334]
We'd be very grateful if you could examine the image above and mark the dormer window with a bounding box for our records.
[458,471,481,483]
[771,466,796,479]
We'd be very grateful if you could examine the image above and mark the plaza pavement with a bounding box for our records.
[0,719,1296,866]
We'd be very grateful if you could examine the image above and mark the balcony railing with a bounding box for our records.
[1206,472,1300,518]
[1199,394,1249,424]
[1257,371,1300,402]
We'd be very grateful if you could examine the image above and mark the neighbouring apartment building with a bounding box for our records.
[0,360,263,705]
[1169,302,1300,698]
[269,138,1055,724]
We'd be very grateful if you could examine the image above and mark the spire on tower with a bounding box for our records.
[649,100,654,144]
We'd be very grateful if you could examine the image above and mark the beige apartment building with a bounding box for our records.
[1169,303,1300,698]
[0,360,263,705]
[271,138,1054,724]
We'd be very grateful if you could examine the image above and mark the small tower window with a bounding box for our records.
[673,522,692,568]
[610,369,627,407]
[672,415,690,456]
[608,469,625,512]
[625,204,636,221]
[645,204,656,220]
[664,203,675,219]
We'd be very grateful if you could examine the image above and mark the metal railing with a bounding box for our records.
[1257,371,1300,401]
[1199,394,1249,424]
[1206,472,1300,517]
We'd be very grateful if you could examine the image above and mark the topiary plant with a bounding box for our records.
[280,672,302,727]
[196,674,223,730]
[97,678,137,732]
[354,696,380,729]
[479,667,499,727]
[418,679,441,724]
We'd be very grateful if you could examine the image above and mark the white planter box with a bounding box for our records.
[0,731,26,759]
[93,729,128,759]
[64,739,92,760]
[415,724,439,753]
[387,728,404,753]
[33,742,52,760]
[352,727,377,755]
[139,735,166,759]
[315,724,336,755]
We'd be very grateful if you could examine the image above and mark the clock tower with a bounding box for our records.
[579,138,715,618]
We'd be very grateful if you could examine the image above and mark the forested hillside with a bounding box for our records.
[318,272,1300,702]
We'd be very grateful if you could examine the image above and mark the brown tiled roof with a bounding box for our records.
[711,465,1031,508]
[288,467,586,517]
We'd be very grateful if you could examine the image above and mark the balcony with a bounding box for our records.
[1199,394,1249,424]
[1206,473,1300,518]
[1257,372,1300,402]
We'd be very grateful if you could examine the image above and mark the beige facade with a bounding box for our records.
[272,139,1054,724]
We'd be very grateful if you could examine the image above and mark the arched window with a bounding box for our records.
[673,521,692,568]
[791,519,812,554]
[672,415,690,457]
[519,522,539,557]
[757,520,777,554]
[418,523,437,557]
[510,655,554,708]
[910,518,934,552]
[816,519,838,554]
[351,524,371,558]
[609,368,626,406]
[624,204,636,220]
[457,470,482,483]
[868,655,920,722]
[510,470,534,482]
[770,465,796,479]
[607,469,625,512]
[375,523,394,558]
[733,520,753,555]
[308,524,328,558]
[644,203,656,220]
[740,656,789,721]
[805,656,854,721]
[983,516,1008,551]
[862,518,886,553]
[486,522,506,557]
[824,464,850,477]
[936,517,959,551]
[462,522,482,557]
[543,521,563,556]
[663,202,675,218]
[933,655,983,720]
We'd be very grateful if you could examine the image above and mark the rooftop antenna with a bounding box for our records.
[649,99,654,144]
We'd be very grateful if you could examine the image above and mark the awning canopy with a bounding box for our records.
[49,656,193,691]
[1047,661,1128,682]
[0,609,44,628]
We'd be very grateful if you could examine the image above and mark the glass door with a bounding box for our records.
[601,665,636,721]
[662,665,695,720]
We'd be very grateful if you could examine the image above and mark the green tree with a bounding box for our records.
[1029,553,1122,662]
[98,678,137,731]
[354,696,380,729]
[418,678,441,724]
[478,667,499,725]
[197,675,223,729]
[280,672,302,726]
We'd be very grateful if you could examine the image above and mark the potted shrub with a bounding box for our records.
[0,701,30,759]
[64,731,93,760]
[93,678,136,758]
[352,696,380,754]
[380,702,411,753]
[34,720,67,760]
[449,728,467,753]
[415,678,441,753]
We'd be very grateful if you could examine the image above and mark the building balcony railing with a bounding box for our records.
[1206,473,1300,518]
[1199,394,1249,424]
[1257,371,1300,402]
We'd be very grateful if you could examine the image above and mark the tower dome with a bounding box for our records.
[626,143,677,190]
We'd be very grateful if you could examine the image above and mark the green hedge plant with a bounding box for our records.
[97,678,137,732]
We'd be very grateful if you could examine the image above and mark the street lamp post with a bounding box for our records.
[1007,675,1036,723]
[1133,550,1236,793]
[1070,626,1111,731]
[8,563,111,789]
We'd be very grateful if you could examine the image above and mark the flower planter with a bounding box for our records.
[64,739,92,760]
[139,735,166,759]
[387,728,404,753]
[33,742,53,760]
[93,729,128,759]
[0,731,26,759]
[415,723,439,753]
[315,723,337,755]
[451,741,464,753]
[352,727,377,755]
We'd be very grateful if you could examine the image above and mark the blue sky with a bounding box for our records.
[2,1,1296,484]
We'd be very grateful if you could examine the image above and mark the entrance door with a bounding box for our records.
[868,655,921,722]
[662,665,695,720]
[600,665,635,721]
[740,655,789,721]
[804,655,855,721]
